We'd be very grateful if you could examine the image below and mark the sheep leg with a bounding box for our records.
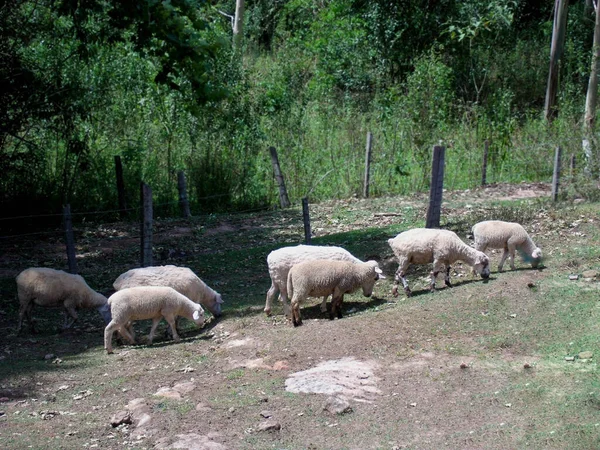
[329,294,342,320]
[320,296,329,313]
[291,297,302,327]
[118,324,136,345]
[498,245,510,272]
[264,281,278,316]
[146,317,162,345]
[104,320,120,354]
[62,307,78,330]
[17,302,32,334]
[393,263,411,297]
[430,261,444,291]
[508,244,517,270]
[444,266,452,287]
[335,294,344,319]
[280,290,292,319]
[164,314,181,342]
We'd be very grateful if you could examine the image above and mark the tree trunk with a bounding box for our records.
[583,2,600,176]
[585,3,600,131]
[544,0,568,121]
[233,0,244,49]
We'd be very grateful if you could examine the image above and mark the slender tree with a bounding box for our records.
[583,0,600,174]
[233,0,245,49]
[544,0,568,121]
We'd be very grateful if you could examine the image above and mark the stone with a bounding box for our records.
[154,433,228,449]
[44,354,55,360]
[126,398,152,427]
[565,356,575,362]
[195,402,212,412]
[272,360,289,371]
[173,381,196,395]
[323,396,353,415]
[110,410,132,427]
[260,410,273,418]
[154,387,182,400]
[578,351,593,359]
[568,275,579,281]
[582,270,599,280]
[257,419,281,432]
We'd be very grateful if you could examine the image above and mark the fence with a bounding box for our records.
[0,138,578,277]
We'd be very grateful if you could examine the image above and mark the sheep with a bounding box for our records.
[287,259,384,327]
[113,265,223,317]
[265,245,364,317]
[387,228,490,297]
[104,286,205,354]
[16,267,111,333]
[472,220,542,271]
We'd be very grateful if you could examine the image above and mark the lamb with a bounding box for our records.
[472,220,542,271]
[113,265,223,317]
[16,267,111,333]
[265,245,364,317]
[387,228,490,297]
[287,259,384,327]
[104,286,205,354]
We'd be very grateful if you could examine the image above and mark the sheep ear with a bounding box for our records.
[217,294,224,304]
[375,267,383,274]
[193,310,201,320]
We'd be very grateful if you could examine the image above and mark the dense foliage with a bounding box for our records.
[0,0,596,220]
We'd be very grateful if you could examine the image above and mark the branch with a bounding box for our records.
[217,10,234,29]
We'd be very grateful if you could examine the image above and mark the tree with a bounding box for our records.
[544,0,568,121]
[583,0,600,175]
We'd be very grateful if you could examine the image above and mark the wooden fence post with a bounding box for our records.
[551,146,562,202]
[481,139,489,186]
[269,147,291,208]
[114,155,127,217]
[63,204,78,274]
[177,170,191,218]
[140,182,153,267]
[302,197,311,245]
[363,131,373,198]
[569,153,576,178]
[426,146,446,229]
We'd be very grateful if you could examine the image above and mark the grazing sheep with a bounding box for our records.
[472,220,542,271]
[104,286,205,354]
[388,228,490,297]
[265,245,363,317]
[113,265,223,317]
[16,267,111,333]
[287,259,384,327]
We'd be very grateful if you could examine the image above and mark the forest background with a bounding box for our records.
[1,0,598,222]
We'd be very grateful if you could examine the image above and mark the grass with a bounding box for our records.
[0,186,598,449]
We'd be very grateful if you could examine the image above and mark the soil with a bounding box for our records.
[0,182,598,449]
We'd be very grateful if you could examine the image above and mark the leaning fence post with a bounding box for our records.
[551,146,562,202]
[114,155,127,218]
[426,145,446,228]
[269,147,291,208]
[63,204,78,274]
[481,139,489,186]
[302,197,311,245]
[177,170,191,218]
[140,182,153,267]
[363,131,373,198]
[569,153,576,179]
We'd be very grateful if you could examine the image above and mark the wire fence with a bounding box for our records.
[0,137,585,276]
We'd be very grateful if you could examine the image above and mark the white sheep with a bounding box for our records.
[387,228,490,297]
[287,259,384,327]
[16,267,111,333]
[104,286,205,354]
[265,245,363,317]
[472,220,542,271]
[113,265,223,317]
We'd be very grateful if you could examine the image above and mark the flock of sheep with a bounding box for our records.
[14,220,542,353]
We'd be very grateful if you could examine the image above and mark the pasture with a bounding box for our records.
[0,183,599,449]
